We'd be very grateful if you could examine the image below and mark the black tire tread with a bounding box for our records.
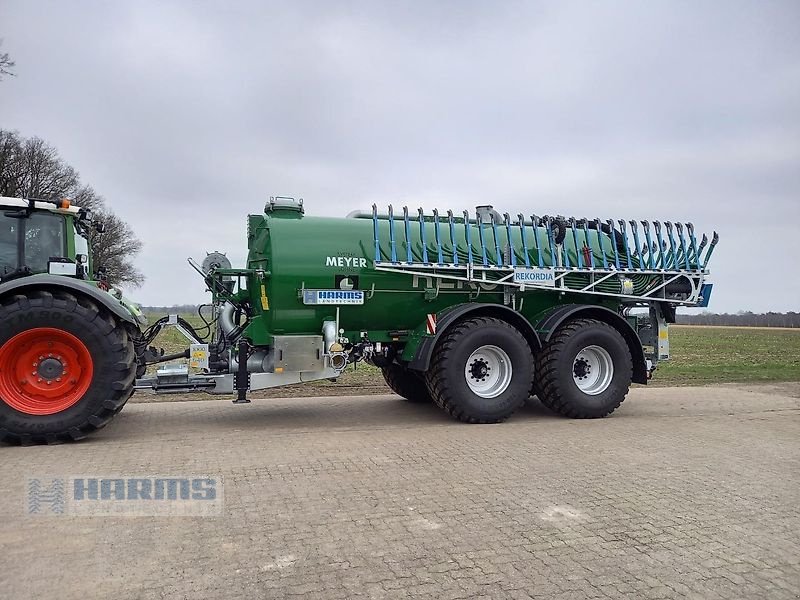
[381,364,432,403]
[535,318,630,418]
[426,316,532,424]
[0,289,137,445]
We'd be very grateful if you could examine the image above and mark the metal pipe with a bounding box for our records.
[675,222,690,270]
[618,219,630,269]
[641,220,654,269]
[504,213,516,267]
[607,219,620,270]
[148,349,190,365]
[594,219,608,268]
[477,210,488,266]
[653,221,666,269]
[702,232,719,269]
[518,213,530,268]
[491,212,503,266]
[418,208,429,264]
[463,210,473,264]
[665,221,678,270]
[686,222,699,268]
[372,204,380,263]
[545,216,557,268]
[557,221,566,268]
[448,210,458,266]
[532,214,543,268]
[433,208,443,265]
[388,204,397,263]
[582,218,595,268]
[697,233,708,261]
[570,217,582,269]
[403,206,412,263]
[219,302,243,340]
[629,220,642,269]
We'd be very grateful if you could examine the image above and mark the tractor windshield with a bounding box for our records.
[0,211,67,276]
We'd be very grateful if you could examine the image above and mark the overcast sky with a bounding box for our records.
[1,0,798,312]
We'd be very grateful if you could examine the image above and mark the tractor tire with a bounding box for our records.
[381,364,432,403]
[425,316,533,423]
[0,290,136,444]
[535,318,632,418]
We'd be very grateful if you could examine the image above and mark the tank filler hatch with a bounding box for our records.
[265,196,304,215]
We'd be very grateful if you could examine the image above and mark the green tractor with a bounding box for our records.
[0,196,145,443]
[1,196,718,445]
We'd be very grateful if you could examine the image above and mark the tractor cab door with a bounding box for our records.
[0,210,67,278]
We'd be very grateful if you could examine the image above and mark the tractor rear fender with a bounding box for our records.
[534,304,648,384]
[405,303,542,372]
[0,274,138,327]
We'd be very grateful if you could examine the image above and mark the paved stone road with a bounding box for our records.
[1,384,799,600]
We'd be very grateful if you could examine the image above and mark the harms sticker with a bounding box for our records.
[512,267,556,287]
[303,290,365,305]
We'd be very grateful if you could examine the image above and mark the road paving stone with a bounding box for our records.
[0,383,798,599]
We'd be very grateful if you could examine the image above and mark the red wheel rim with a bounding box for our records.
[0,327,94,415]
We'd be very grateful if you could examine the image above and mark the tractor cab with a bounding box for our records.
[0,196,95,283]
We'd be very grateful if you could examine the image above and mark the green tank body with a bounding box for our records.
[241,205,627,346]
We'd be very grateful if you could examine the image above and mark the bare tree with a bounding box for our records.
[90,211,145,287]
[0,129,144,287]
[0,39,15,80]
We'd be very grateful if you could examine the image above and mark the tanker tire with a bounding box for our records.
[534,318,632,418]
[527,379,544,405]
[0,290,136,445]
[425,316,532,424]
[381,364,433,403]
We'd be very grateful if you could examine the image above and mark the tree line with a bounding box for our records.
[677,312,800,328]
[0,129,144,286]
[1,40,142,287]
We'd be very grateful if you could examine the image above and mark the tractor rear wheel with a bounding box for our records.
[381,363,432,403]
[534,318,632,418]
[425,316,533,423]
[0,290,136,444]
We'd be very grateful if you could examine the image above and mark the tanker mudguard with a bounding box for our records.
[535,304,648,385]
[0,274,137,325]
[407,303,542,372]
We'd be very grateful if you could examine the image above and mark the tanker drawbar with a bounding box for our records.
[131,197,717,427]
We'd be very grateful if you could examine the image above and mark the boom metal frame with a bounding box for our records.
[368,205,717,306]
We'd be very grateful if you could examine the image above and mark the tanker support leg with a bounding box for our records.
[233,339,251,404]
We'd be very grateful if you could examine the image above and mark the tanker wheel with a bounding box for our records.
[534,318,632,418]
[381,363,433,403]
[527,378,544,405]
[0,290,136,445]
[425,316,533,423]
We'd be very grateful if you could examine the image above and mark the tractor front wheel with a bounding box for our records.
[0,290,136,444]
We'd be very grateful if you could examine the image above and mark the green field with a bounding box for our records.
[653,326,800,386]
[145,315,800,394]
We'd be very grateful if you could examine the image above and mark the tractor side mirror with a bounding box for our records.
[93,220,105,233]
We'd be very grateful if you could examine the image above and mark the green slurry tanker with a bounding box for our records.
[0,195,718,444]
